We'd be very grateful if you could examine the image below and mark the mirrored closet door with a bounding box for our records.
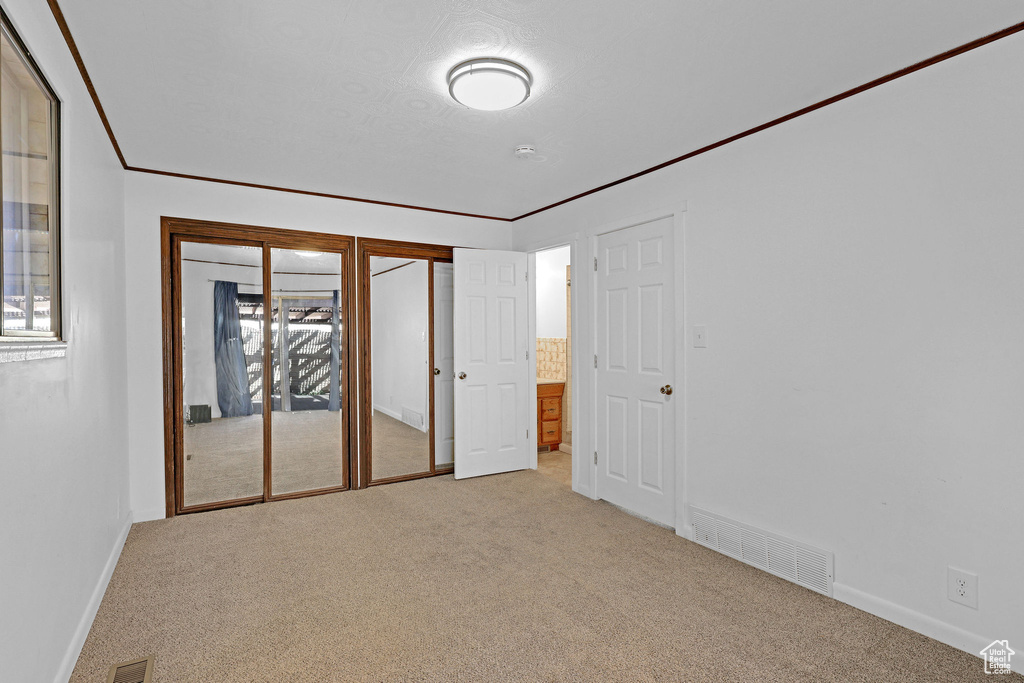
[163,219,355,516]
[358,239,455,486]
[369,255,431,479]
[269,248,348,496]
[433,261,455,468]
[178,240,266,509]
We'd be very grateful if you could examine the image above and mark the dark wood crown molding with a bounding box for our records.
[45,0,126,168]
[44,1,1024,223]
[126,166,514,222]
[511,19,1024,221]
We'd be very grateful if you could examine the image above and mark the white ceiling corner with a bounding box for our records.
[59,0,1024,218]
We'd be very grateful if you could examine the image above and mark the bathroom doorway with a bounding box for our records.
[534,245,572,487]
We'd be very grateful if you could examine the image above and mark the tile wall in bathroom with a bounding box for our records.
[536,337,566,381]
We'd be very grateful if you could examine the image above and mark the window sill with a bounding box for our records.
[0,339,67,363]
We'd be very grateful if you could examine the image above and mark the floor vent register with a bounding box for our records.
[107,655,154,683]
[690,506,834,597]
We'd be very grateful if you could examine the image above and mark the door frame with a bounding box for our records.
[160,216,357,517]
[572,204,688,531]
[355,237,455,488]
[526,240,577,478]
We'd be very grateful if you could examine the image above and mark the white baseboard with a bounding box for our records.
[132,506,166,523]
[832,583,1019,674]
[676,524,1016,675]
[606,501,674,530]
[558,442,572,454]
[371,404,401,422]
[53,513,133,683]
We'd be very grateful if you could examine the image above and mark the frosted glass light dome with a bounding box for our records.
[447,58,532,111]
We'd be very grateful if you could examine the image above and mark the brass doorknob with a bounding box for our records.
[660,385,673,395]
[433,368,441,375]
[458,372,467,380]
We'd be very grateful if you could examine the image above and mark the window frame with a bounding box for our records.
[0,7,62,340]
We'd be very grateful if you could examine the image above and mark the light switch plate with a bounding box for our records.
[693,325,708,348]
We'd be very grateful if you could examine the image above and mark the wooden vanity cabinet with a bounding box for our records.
[537,382,564,448]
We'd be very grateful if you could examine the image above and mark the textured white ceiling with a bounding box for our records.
[59,0,1024,218]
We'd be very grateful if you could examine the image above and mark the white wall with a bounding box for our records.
[535,245,570,338]
[514,32,1024,671]
[370,260,429,430]
[0,2,129,682]
[123,172,516,521]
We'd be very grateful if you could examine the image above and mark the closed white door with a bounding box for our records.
[433,262,455,467]
[453,248,530,479]
[595,216,675,525]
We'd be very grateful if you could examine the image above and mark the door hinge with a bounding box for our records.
[527,428,530,439]
[526,350,529,360]
[594,354,598,368]
[594,451,598,465]
[525,271,528,282]
[594,257,598,271]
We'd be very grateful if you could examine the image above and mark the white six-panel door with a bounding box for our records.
[595,216,675,525]
[453,248,530,479]
[433,262,455,467]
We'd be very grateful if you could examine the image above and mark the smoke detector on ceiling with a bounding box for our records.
[514,145,536,159]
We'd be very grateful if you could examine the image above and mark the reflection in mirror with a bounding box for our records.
[433,262,455,468]
[370,256,430,479]
[181,242,264,507]
[270,249,346,495]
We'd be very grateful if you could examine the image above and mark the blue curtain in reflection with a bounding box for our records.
[214,280,254,418]
[328,289,341,411]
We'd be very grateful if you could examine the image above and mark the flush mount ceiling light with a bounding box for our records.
[447,58,532,111]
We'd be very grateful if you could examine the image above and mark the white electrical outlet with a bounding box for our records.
[948,567,978,609]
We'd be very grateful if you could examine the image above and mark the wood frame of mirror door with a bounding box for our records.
[356,238,455,489]
[160,216,357,517]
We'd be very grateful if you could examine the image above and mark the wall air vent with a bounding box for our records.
[402,407,424,430]
[187,404,211,424]
[690,506,834,597]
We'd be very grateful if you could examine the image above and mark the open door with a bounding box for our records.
[453,248,530,479]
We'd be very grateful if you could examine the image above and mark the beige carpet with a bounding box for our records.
[371,411,431,480]
[71,471,1012,683]
[538,449,572,487]
[184,410,437,505]
[183,411,345,505]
